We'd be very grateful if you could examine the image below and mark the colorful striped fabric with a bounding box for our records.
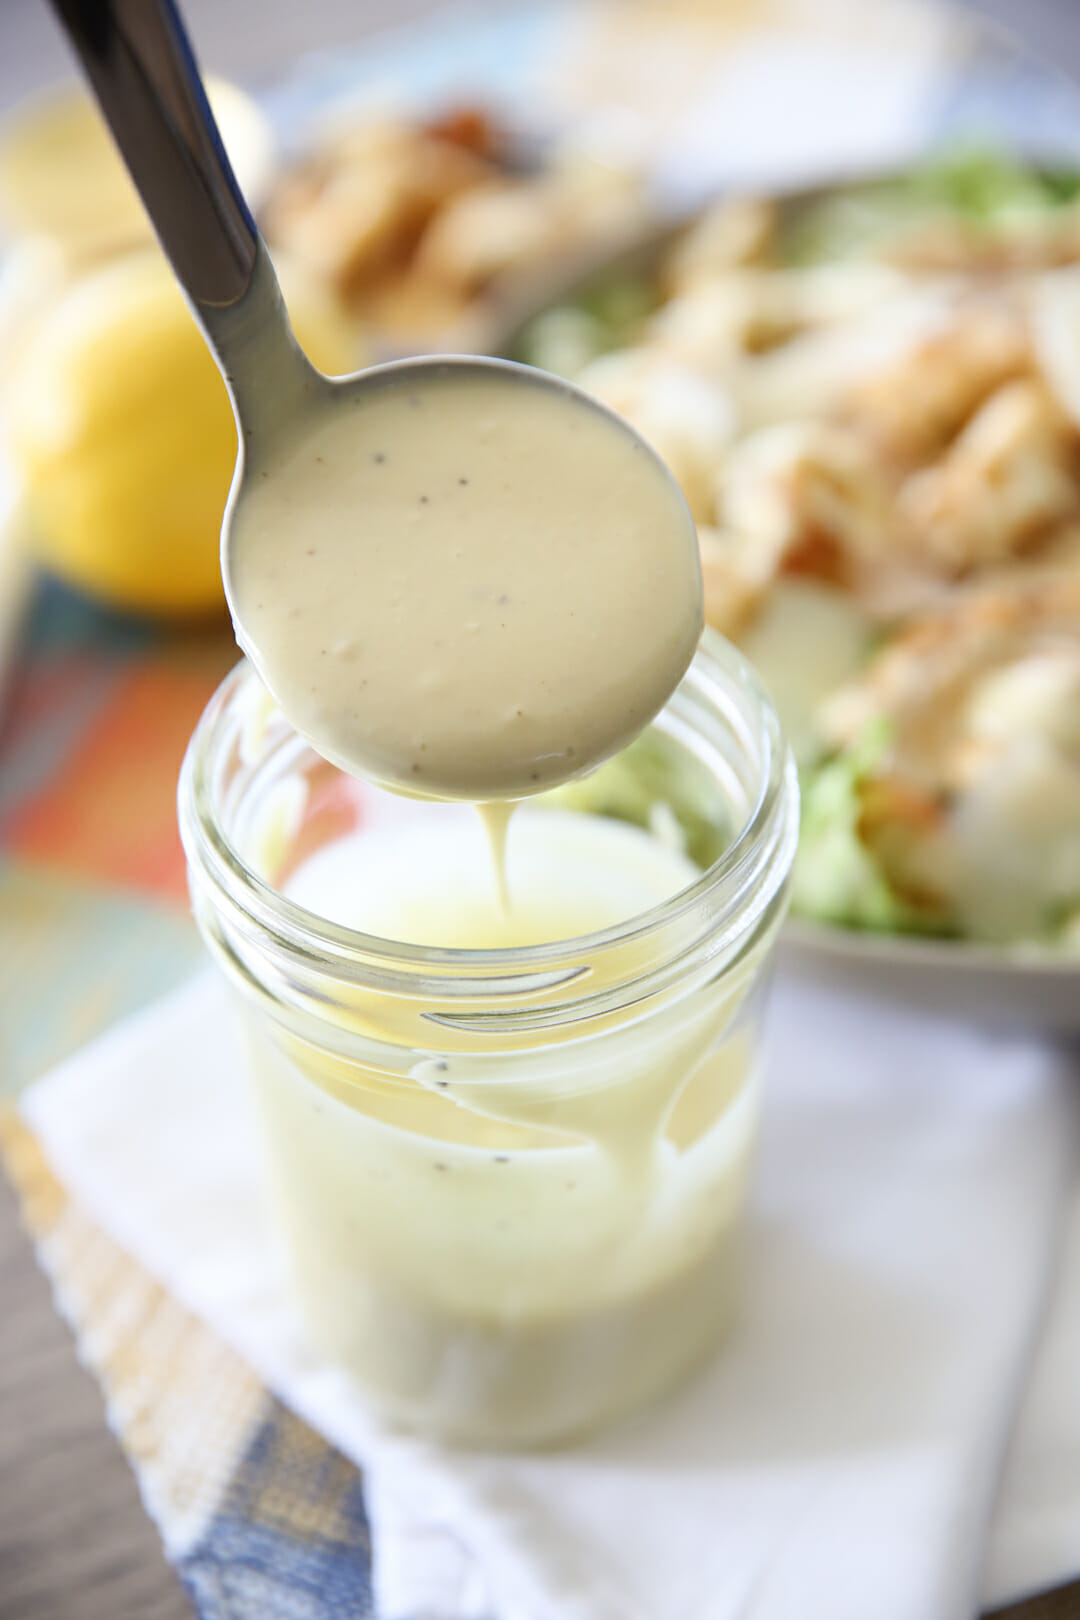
[1,1113,376,1619]
[0,582,233,1096]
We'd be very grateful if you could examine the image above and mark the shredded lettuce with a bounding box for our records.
[904,144,1080,221]
[537,730,731,870]
[515,306,609,378]
[516,270,654,373]
[792,723,940,934]
[1056,907,1080,955]
[781,145,1080,266]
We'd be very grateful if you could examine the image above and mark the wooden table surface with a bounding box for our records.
[4,1,1080,1616]
[0,1167,192,1620]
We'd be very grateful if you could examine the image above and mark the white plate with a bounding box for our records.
[781,920,1080,1035]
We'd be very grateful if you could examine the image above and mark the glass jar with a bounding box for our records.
[179,630,798,1447]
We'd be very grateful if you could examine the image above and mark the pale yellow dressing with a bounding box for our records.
[248,808,759,1444]
[228,364,703,802]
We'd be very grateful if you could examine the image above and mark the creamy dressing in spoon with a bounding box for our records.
[227,361,703,803]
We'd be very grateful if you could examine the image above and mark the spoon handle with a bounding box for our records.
[49,0,320,432]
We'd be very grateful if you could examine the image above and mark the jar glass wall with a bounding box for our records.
[179,630,798,1447]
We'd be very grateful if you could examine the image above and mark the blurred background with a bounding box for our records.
[1,0,1079,112]
[0,0,1078,117]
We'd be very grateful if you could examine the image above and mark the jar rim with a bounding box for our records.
[178,630,798,1006]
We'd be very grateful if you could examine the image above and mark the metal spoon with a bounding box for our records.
[49,0,702,802]
[48,0,319,463]
[45,1,573,602]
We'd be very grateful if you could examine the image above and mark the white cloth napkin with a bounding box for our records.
[20,967,1080,1620]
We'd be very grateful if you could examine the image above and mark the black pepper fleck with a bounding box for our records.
[420,495,429,504]
[374,452,385,464]
[434,1162,448,1172]
[494,1155,509,1164]
[459,477,469,485]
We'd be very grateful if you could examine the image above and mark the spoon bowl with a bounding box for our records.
[220,340,702,801]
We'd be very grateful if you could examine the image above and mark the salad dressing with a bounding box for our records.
[256,805,760,1443]
[227,362,703,804]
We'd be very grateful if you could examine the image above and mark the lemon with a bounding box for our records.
[5,248,361,616]
[0,79,275,259]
